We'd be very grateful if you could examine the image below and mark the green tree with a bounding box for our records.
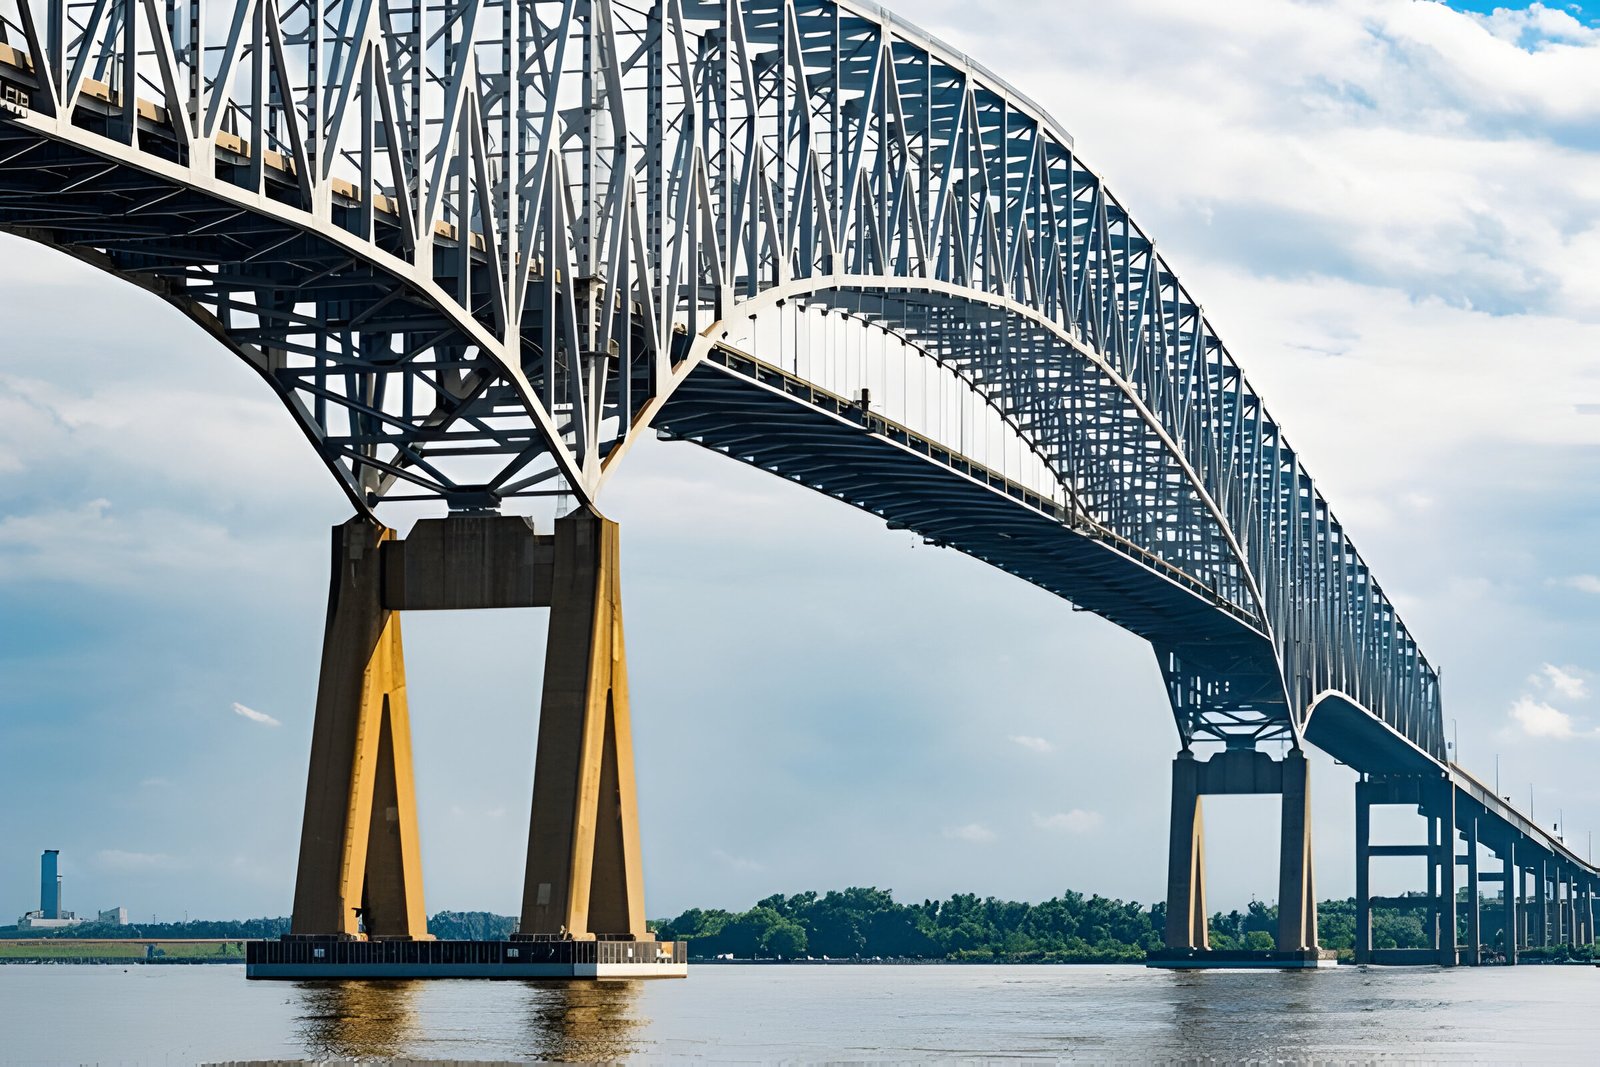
[763,919,807,958]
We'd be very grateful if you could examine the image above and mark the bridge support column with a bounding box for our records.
[1354,778,1373,964]
[1465,815,1481,965]
[1536,861,1549,948]
[1432,776,1458,966]
[1164,751,1208,949]
[290,519,429,940]
[1277,749,1316,952]
[1523,866,1534,949]
[1502,840,1518,965]
[1557,868,1566,946]
[517,508,648,940]
[1353,773,1457,965]
[1563,870,1575,946]
[1160,747,1316,956]
[1572,874,1580,944]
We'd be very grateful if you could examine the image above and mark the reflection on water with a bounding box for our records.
[1162,970,1329,1057]
[5,963,1600,1061]
[294,980,423,1060]
[521,980,646,1061]
[289,978,646,1061]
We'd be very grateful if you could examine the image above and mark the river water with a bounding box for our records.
[3,962,1598,1062]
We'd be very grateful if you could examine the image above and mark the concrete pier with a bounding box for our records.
[1352,773,1457,965]
[272,509,669,979]
[518,509,648,942]
[290,519,430,940]
[1153,747,1329,968]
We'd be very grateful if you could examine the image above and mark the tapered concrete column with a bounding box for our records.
[1164,751,1207,949]
[518,508,648,940]
[1502,840,1518,965]
[1354,779,1372,964]
[291,519,430,940]
[1277,749,1316,952]
[1465,816,1480,965]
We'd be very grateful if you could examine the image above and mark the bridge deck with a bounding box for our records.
[658,347,1282,692]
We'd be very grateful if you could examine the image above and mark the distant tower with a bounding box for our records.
[40,850,60,920]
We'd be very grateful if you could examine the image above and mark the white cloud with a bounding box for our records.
[95,849,177,871]
[1566,575,1600,594]
[0,322,323,501]
[1032,810,1105,834]
[711,848,766,872]
[231,702,281,727]
[1537,663,1588,700]
[0,498,267,588]
[1008,735,1054,753]
[1508,695,1577,739]
[943,822,996,843]
[888,0,1600,528]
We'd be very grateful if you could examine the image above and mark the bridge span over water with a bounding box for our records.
[0,0,1591,968]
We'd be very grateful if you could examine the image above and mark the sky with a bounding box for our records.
[2,0,1600,926]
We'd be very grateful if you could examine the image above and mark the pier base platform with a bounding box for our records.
[245,938,687,980]
[1146,947,1338,970]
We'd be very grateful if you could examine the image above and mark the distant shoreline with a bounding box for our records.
[0,938,246,965]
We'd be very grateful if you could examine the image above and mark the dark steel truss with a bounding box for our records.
[0,0,1442,755]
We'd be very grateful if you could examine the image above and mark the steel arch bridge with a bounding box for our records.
[12,0,1592,971]
[0,0,1441,756]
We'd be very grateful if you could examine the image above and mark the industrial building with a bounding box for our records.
[15,850,124,929]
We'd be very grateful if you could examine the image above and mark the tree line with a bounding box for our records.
[654,888,1447,961]
[5,890,1505,961]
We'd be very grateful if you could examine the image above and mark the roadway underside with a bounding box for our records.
[655,348,1279,687]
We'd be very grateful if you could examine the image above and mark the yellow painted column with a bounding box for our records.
[519,509,648,939]
[290,518,430,940]
[1277,749,1316,951]
[1164,751,1209,949]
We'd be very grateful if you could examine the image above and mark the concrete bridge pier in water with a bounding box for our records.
[249,510,686,979]
[1152,747,1326,969]
[1348,770,1600,967]
[8,0,1600,981]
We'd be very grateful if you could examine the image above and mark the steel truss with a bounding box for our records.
[0,0,1441,754]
